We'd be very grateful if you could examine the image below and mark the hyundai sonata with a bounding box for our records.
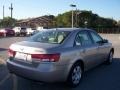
[7,28,114,87]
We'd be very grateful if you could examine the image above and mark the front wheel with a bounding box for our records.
[106,51,113,64]
[67,63,82,87]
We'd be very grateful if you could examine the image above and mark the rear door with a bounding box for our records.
[74,30,100,70]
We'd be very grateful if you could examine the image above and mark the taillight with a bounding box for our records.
[8,49,16,57]
[31,54,60,62]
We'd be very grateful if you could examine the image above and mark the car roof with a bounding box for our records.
[44,28,94,32]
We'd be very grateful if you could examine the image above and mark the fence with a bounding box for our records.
[93,28,120,34]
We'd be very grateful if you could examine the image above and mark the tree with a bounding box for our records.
[0,17,16,28]
[117,20,120,27]
[56,11,72,27]
[55,10,117,28]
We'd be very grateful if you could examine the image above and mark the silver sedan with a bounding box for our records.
[7,28,114,87]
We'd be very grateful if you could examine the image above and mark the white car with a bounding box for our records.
[26,28,36,36]
[13,27,21,36]
[13,27,27,36]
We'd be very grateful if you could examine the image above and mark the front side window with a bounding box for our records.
[75,31,93,46]
[90,31,103,43]
[30,30,70,44]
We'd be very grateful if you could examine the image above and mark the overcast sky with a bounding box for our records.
[0,0,120,21]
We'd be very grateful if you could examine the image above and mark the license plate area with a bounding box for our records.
[15,52,27,60]
[15,52,32,62]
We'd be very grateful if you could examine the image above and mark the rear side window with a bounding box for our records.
[75,31,93,46]
[30,30,70,44]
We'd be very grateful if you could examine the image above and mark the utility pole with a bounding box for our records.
[3,5,5,19]
[75,8,78,27]
[9,3,13,18]
[76,11,81,28]
[72,9,74,28]
[70,4,76,28]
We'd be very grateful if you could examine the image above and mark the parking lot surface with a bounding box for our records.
[0,34,120,90]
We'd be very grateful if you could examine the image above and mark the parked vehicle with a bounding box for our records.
[13,27,21,36]
[0,28,15,37]
[20,27,27,36]
[0,30,4,37]
[26,28,36,36]
[7,28,114,87]
[13,27,27,36]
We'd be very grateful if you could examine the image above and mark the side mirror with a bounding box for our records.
[102,39,108,43]
[97,39,108,44]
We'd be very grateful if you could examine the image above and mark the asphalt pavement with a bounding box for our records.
[0,37,28,61]
[0,35,120,90]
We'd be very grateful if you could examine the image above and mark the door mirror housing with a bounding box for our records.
[97,39,108,44]
[102,39,108,43]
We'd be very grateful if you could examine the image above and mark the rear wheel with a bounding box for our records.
[67,63,82,87]
[106,51,113,64]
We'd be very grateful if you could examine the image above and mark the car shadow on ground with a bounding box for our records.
[0,36,14,39]
[0,64,13,90]
[22,58,120,90]
[1,58,120,90]
[0,48,8,52]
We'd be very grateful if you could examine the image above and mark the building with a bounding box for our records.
[16,15,55,28]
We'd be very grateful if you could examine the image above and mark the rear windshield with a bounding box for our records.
[30,30,70,44]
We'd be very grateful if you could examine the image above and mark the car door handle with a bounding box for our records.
[97,47,99,49]
[83,49,86,53]
[83,48,94,52]
[82,49,86,53]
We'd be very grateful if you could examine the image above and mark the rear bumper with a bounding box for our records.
[20,32,27,34]
[0,33,4,36]
[7,59,68,82]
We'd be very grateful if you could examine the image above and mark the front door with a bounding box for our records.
[74,31,100,70]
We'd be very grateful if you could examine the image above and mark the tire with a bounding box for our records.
[106,51,113,64]
[24,33,26,36]
[15,33,18,37]
[15,33,19,37]
[67,63,82,87]
[3,33,6,37]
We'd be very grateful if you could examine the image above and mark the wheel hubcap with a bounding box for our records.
[72,66,82,85]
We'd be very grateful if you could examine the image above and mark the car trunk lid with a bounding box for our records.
[9,41,60,62]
